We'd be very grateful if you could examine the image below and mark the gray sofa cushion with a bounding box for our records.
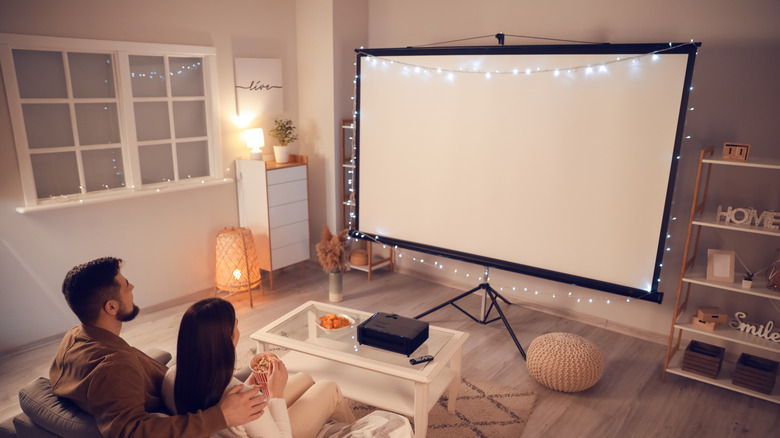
[17,377,101,438]
[12,412,60,438]
[0,415,17,438]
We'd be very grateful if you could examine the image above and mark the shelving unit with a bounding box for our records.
[662,146,780,404]
[236,155,310,290]
[341,119,356,231]
[340,119,393,280]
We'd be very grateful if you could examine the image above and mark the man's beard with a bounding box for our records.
[116,303,140,322]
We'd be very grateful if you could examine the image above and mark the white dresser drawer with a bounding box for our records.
[267,165,306,185]
[268,180,307,207]
[271,240,310,269]
[269,200,308,226]
[270,220,309,249]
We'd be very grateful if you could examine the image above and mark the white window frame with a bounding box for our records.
[0,33,227,213]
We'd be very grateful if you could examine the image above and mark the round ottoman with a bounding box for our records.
[526,332,604,392]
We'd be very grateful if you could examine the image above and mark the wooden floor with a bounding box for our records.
[1,264,778,437]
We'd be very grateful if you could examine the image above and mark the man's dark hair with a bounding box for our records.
[62,257,123,324]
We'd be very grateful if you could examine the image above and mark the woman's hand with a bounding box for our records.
[265,358,288,399]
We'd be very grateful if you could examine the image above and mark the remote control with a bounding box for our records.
[410,355,434,365]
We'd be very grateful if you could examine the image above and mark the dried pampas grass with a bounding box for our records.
[316,225,348,272]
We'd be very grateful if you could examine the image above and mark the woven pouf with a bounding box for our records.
[526,332,604,392]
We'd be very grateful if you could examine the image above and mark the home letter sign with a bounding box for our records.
[716,205,780,230]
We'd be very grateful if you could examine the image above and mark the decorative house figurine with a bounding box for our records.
[722,142,750,161]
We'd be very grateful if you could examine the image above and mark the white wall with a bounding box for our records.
[296,0,368,235]
[1,0,777,353]
[0,0,301,353]
[366,0,780,340]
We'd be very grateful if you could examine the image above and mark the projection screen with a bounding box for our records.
[354,43,699,303]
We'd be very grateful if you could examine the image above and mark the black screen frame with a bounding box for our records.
[352,42,700,304]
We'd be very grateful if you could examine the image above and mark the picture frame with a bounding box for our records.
[707,249,735,283]
[722,142,750,162]
[234,58,283,119]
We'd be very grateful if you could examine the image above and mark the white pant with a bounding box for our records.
[284,373,356,438]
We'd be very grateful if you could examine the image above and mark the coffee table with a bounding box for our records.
[250,300,469,438]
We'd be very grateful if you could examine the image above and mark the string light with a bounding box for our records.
[343,42,697,305]
[346,231,654,305]
[356,43,694,80]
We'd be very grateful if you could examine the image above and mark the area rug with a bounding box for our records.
[350,377,536,438]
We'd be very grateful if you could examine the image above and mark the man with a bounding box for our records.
[50,257,266,437]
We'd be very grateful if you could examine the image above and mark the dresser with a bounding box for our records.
[236,155,310,289]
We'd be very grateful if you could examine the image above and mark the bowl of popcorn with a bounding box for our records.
[317,313,355,332]
[249,352,278,383]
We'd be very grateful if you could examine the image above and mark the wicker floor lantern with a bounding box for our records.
[215,227,262,307]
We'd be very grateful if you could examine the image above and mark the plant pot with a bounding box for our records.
[273,146,290,164]
[742,279,753,289]
[329,270,343,302]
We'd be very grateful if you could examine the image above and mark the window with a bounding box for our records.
[0,34,225,212]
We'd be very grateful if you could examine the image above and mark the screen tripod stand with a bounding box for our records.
[414,267,526,359]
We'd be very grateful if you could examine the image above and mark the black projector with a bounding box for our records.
[357,312,429,356]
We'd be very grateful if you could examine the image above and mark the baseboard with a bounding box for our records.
[0,332,65,360]
[0,288,216,360]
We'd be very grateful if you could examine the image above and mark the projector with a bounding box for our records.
[357,312,429,356]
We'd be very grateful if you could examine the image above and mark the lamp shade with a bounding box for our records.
[245,128,265,159]
[215,227,261,299]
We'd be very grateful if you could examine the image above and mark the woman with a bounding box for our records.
[162,298,355,438]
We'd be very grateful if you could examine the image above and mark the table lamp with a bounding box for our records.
[245,128,265,160]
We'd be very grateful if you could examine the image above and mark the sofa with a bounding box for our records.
[0,348,171,438]
[0,350,414,438]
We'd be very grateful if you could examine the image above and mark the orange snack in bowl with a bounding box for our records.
[319,313,351,329]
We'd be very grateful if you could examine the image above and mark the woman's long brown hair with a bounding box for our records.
[174,297,236,414]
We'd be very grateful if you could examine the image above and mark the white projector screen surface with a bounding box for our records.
[355,44,698,302]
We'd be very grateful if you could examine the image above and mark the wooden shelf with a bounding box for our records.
[666,353,780,404]
[673,320,780,355]
[340,119,355,232]
[349,259,392,273]
[662,147,780,405]
[692,212,780,237]
[702,156,780,170]
[682,272,780,300]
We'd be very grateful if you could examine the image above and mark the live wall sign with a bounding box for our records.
[234,58,283,118]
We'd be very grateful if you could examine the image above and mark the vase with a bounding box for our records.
[273,146,290,163]
[329,270,343,302]
[741,279,752,289]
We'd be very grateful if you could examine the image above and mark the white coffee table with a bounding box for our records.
[250,300,469,438]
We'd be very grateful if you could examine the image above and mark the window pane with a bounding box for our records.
[172,101,207,138]
[177,140,209,179]
[22,103,73,148]
[68,52,116,98]
[139,143,174,184]
[75,103,121,145]
[30,152,80,198]
[12,49,67,98]
[134,101,171,141]
[129,55,167,97]
[82,148,125,192]
[170,57,204,97]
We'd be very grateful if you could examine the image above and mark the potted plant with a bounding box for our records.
[269,117,298,163]
[315,225,348,302]
[742,271,753,289]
